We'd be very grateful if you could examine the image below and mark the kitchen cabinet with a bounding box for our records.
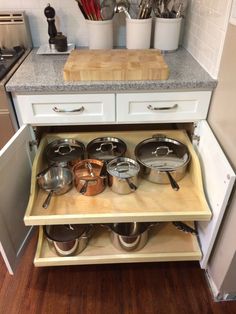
[1,88,235,275]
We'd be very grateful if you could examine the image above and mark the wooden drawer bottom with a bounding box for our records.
[34,223,202,267]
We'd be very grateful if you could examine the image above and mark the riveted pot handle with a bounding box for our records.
[125,178,137,191]
[54,144,75,156]
[166,171,179,191]
[96,142,117,153]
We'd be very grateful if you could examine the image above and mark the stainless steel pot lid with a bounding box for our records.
[135,135,190,171]
[45,139,85,163]
[107,157,140,179]
[43,224,90,242]
[87,137,127,161]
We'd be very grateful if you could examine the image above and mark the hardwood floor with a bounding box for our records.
[0,231,236,314]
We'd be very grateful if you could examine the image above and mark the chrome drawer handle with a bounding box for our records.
[52,106,85,113]
[147,104,178,111]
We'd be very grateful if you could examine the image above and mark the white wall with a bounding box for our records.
[0,0,232,78]
[0,0,127,48]
[183,0,232,78]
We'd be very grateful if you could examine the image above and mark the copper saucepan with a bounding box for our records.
[73,159,106,196]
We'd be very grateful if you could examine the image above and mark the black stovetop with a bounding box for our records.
[0,46,25,80]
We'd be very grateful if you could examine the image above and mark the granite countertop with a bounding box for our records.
[6,48,217,93]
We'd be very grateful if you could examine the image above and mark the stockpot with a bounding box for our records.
[43,224,94,256]
[86,137,127,162]
[106,157,140,194]
[135,134,190,191]
[44,138,85,167]
[104,222,158,251]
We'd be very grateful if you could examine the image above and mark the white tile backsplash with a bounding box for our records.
[183,0,232,78]
[0,0,233,78]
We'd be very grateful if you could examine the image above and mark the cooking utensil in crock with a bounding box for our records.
[37,166,73,209]
[103,222,158,251]
[44,138,85,167]
[87,136,127,163]
[135,134,190,191]
[43,224,94,256]
[106,157,140,194]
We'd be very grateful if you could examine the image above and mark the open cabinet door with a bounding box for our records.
[194,121,235,269]
[0,125,36,274]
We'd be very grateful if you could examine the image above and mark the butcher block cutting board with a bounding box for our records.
[63,49,169,81]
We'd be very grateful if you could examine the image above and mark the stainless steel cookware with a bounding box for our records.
[44,138,85,167]
[104,222,158,251]
[135,134,190,191]
[37,166,73,209]
[87,136,127,163]
[43,224,94,256]
[107,157,140,194]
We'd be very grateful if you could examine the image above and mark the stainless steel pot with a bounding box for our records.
[135,134,190,191]
[37,166,73,209]
[43,224,94,256]
[106,157,140,194]
[44,138,85,167]
[86,136,127,163]
[104,222,157,251]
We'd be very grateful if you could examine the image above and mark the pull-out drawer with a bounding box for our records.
[13,94,116,125]
[34,223,202,267]
[24,129,211,226]
[116,91,212,123]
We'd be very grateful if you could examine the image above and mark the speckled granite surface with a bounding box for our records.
[6,48,217,93]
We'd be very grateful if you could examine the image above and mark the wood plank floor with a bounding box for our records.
[0,231,236,314]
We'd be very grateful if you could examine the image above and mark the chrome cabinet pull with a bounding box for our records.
[147,104,178,111]
[52,106,85,113]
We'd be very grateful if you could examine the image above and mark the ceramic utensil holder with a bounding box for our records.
[154,17,182,51]
[126,18,152,49]
[87,20,113,49]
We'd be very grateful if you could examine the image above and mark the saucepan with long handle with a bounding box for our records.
[37,166,74,208]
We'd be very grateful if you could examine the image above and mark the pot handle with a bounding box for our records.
[115,162,130,173]
[42,190,54,209]
[172,222,198,235]
[54,239,79,256]
[166,171,180,191]
[118,235,140,249]
[125,178,137,192]
[37,163,55,178]
[96,142,117,153]
[152,146,173,156]
[54,144,75,156]
[79,180,89,195]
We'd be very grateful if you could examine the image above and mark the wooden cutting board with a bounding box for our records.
[63,49,169,81]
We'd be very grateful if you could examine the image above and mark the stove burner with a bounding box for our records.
[0,46,25,80]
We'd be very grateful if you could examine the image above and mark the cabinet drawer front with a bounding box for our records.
[117,91,212,123]
[15,94,116,125]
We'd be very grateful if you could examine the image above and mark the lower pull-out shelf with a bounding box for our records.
[34,223,202,267]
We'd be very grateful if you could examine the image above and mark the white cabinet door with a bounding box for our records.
[194,121,235,268]
[0,125,36,274]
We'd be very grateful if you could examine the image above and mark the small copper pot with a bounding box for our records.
[73,159,106,196]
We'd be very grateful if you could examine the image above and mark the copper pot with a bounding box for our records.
[73,159,106,196]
